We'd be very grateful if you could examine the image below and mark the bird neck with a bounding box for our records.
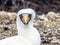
[17,21,33,36]
[17,24,33,36]
[17,17,34,36]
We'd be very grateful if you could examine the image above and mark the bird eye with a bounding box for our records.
[28,14,32,18]
[19,15,23,18]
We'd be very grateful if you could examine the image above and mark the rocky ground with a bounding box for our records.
[0,11,60,45]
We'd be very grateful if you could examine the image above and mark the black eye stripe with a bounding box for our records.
[19,15,23,18]
[19,14,32,25]
[19,14,32,18]
[28,14,32,18]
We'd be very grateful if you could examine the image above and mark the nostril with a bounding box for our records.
[4,27,9,31]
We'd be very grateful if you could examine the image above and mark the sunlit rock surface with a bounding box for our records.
[0,11,60,44]
[34,12,60,44]
[0,11,17,39]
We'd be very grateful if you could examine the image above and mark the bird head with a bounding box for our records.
[17,8,36,27]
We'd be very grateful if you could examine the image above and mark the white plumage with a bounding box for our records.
[0,8,41,45]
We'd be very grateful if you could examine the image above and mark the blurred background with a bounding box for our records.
[0,0,60,14]
[0,0,60,45]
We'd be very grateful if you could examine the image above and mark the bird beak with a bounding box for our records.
[22,14,29,24]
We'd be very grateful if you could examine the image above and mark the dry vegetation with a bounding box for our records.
[0,0,60,14]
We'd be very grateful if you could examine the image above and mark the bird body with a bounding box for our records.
[17,8,41,45]
[17,24,41,45]
[0,36,31,45]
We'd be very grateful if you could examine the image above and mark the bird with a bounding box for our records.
[0,8,41,45]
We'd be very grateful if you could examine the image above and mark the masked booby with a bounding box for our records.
[0,8,41,45]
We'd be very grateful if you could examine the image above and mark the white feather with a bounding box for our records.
[0,8,41,45]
